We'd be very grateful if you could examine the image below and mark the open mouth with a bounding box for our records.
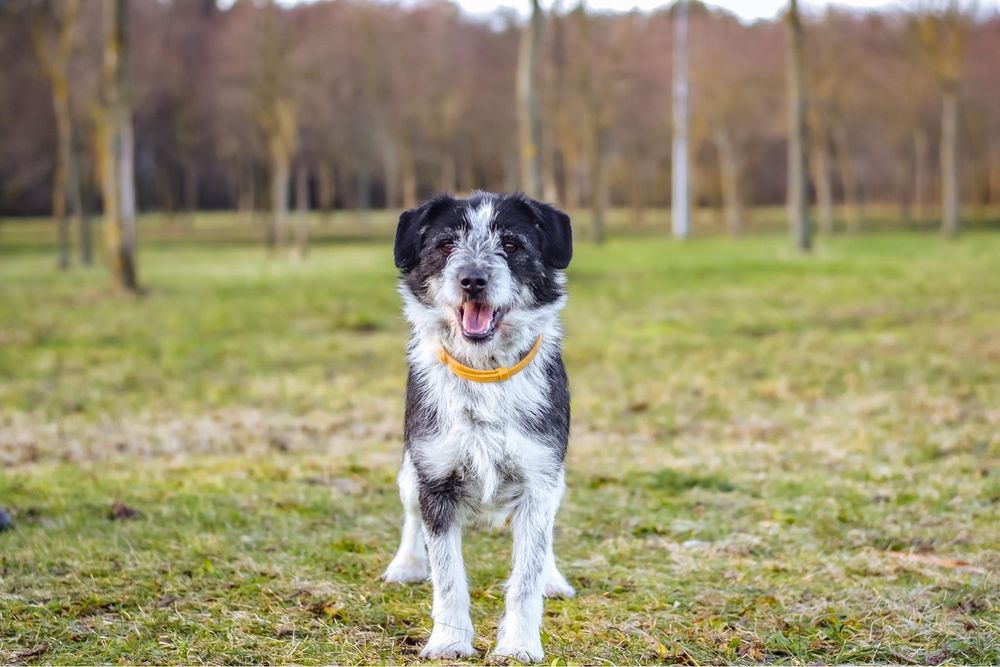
[457,301,504,341]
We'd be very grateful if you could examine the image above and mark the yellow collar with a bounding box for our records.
[437,336,543,383]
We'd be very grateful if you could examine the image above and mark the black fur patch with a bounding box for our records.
[519,354,571,462]
[416,469,464,535]
[403,369,439,444]
[394,193,459,271]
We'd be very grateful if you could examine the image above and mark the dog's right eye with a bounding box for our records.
[438,241,455,254]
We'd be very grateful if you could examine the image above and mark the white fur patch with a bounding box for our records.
[464,197,495,236]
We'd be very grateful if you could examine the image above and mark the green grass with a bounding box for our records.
[1,217,999,664]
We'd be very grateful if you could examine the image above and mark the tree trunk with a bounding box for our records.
[574,3,604,243]
[158,168,176,225]
[270,143,290,251]
[265,98,296,252]
[78,194,93,265]
[31,0,84,270]
[831,121,861,233]
[973,138,990,206]
[784,0,811,252]
[517,0,543,198]
[458,151,476,195]
[940,86,960,237]
[543,141,559,203]
[294,161,309,258]
[401,141,417,209]
[895,154,911,223]
[550,6,569,206]
[714,127,744,238]
[440,150,457,194]
[102,0,138,291]
[356,167,372,224]
[809,124,834,235]
[990,134,1000,206]
[561,134,580,211]
[671,0,691,239]
[380,139,397,210]
[95,103,117,259]
[588,126,607,244]
[503,150,519,193]
[52,85,71,270]
[317,161,335,221]
[629,152,644,227]
[238,165,257,225]
[183,156,198,226]
[913,127,929,224]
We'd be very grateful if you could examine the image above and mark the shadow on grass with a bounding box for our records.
[583,468,738,494]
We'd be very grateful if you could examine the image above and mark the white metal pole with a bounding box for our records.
[671,0,691,239]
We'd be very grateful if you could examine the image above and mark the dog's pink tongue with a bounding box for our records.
[462,302,492,334]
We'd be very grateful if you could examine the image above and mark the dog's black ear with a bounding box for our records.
[524,198,573,269]
[394,208,422,270]
[394,195,455,270]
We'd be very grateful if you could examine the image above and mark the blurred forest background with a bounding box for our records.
[2,0,999,286]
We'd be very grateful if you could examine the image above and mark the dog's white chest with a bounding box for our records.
[422,373,542,507]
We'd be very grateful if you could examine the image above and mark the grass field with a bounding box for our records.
[1,216,999,664]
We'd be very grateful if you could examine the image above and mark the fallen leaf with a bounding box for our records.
[110,501,140,521]
[887,551,985,574]
[10,643,50,663]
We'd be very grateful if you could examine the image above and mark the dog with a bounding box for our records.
[382,191,575,663]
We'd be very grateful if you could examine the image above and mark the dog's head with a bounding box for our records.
[394,191,572,353]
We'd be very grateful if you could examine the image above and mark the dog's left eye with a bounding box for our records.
[502,241,519,255]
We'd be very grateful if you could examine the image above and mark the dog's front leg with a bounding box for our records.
[493,487,560,663]
[419,490,475,660]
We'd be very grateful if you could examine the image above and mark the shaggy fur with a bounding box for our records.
[383,191,575,662]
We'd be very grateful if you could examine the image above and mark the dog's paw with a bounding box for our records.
[490,642,544,664]
[381,557,429,584]
[542,571,575,599]
[419,639,477,660]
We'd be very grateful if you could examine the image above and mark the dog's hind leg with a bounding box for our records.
[542,544,575,599]
[542,483,574,598]
[382,454,429,583]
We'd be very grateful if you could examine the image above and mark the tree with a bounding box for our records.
[785,0,811,251]
[809,117,834,234]
[913,1,969,237]
[215,1,304,254]
[29,0,90,268]
[690,11,782,238]
[573,2,608,244]
[263,97,297,252]
[517,0,544,198]
[807,10,879,234]
[546,5,585,210]
[100,0,138,290]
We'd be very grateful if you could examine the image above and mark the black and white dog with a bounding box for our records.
[383,192,575,662]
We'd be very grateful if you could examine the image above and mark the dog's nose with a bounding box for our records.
[458,268,488,297]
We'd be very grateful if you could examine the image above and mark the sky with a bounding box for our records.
[453,0,981,22]
[268,0,998,25]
